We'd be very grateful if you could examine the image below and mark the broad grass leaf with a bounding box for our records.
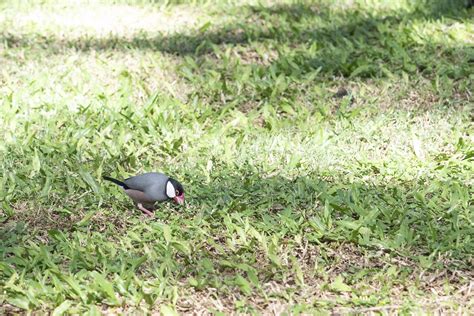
[170,241,191,256]
[92,272,119,306]
[234,275,252,295]
[30,149,41,178]
[163,224,172,244]
[76,210,96,226]
[7,295,30,310]
[330,276,352,293]
[160,305,179,316]
[79,170,99,194]
[52,300,73,316]
[61,275,87,302]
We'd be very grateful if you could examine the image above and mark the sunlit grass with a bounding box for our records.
[408,19,473,46]
[0,3,204,37]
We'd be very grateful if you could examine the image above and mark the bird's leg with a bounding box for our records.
[137,203,154,217]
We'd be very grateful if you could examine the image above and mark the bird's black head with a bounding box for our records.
[166,178,185,205]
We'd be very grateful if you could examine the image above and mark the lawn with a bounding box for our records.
[0,0,473,314]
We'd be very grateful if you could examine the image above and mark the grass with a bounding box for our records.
[0,0,473,314]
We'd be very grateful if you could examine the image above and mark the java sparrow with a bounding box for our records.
[103,172,185,216]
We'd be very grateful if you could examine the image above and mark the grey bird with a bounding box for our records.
[103,172,185,216]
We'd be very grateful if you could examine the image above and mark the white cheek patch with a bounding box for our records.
[166,181,176,198]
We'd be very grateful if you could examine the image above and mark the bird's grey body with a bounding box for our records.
[103,172,185,217]
[125,189,155,205]
[124,172,169,202]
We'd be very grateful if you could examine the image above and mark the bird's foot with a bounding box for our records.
[137,203,154,217]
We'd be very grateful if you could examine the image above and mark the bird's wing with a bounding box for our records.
[123,172,169,201]
[123,172,165,191]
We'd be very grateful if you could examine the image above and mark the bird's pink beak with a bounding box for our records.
[173,194,185,205]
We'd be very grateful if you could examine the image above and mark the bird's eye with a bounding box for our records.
[175,190,179,196]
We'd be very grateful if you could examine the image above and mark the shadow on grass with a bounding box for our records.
[1,171,472,313]
[2,1,472,80]
[2,167,472,266]
[1,164,472,311]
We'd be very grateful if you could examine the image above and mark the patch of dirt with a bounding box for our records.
[172,242,474,314]
[1,200,138,240]
[236,47,278,66]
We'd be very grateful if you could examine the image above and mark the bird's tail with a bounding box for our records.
[103,176,129,189]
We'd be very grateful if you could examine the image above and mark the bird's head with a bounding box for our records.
[166,178,185,205]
